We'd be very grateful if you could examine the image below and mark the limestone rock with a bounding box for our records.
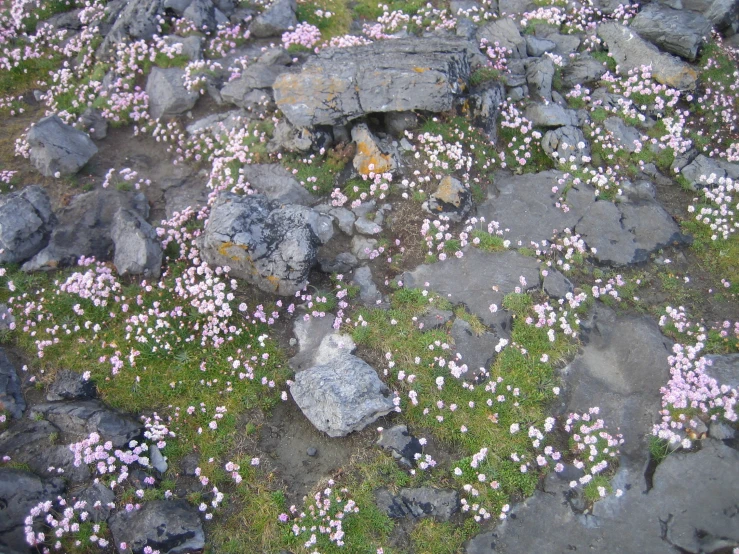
[146,67,199,120]
[27,115,97,177]
[630,3,712,61]
[423,175,472,222]
[375,487,460,521]
[249,0,297,38]
[47,369,96,402]
[0,185,55,265]
[0,349,24,419]
[476,18,526,58]
[241,164,315,206]
[111,208,163,278]
[352,124,395,177]
[377,425,423,468]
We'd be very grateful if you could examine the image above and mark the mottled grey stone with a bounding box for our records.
[0,349,24,419]
[47,369,96,402]
[377,425,423,468]
[524,103,578,127]
[27,115,97,177]
[146,67,199,120]
[630,3,712,61]
[111,208,163,278]
[0,185,55,265]
[249,0,297,37]
[241,164,315,206]
[476,18,526,58]
[375,487,460,521]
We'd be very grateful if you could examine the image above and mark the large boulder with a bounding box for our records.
[146,67,199,120]
[0,185,55,265]
[249,0,297,37]
[241,164,315,205]
[290,354,395,437]
[596,23,698,90]
[111,208,163,278]
[22,189,149,272]
[108,500,205,554]
[682,0,739,32]
[0,469,65,554]
[0,349,25,419]
[98,0,163,56]
[629,3,712,61]
[198,193,332,295]
[27,115,98,177]
[273,37,474,127]
[475,17,526,58]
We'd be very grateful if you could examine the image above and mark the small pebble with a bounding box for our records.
[307,447,317,457]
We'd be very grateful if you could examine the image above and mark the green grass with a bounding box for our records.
[295,0,353,40]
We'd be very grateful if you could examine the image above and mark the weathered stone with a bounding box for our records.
[249,0,297,37]
[384,111,419,137]
[30,399,143,448]
[47,369,96,402]
[524,103,578,127]
[680,154,739,190]
[561,54,607,88]
[541,125,590,164]
[630,3,712,61]
[146,67,199,120]
[0,349,24,419]
[703,353,739,388]
[111,208,163,278]
[525,35,556,57]
[220,63,286,108]
[289,315,356,371]
[150,444,168,474]
[290,354,395,437]
[183,0,217,31]
[597,23,698,90]
[416,308,454,330]
[423,176,472,222]
[198,193,331,295]
[75,481,116,523]
[109,500,205,554]
[241,164,315,205]
[402,249,541,327]
[542,269,574,298]
[683,0,739,31]
[0,419,91,483]
[319,251,358,273]
[78,107,108,140]
[98,0,163,56]
[268,120,314,153]
[450,318,505,379]
[476,18,526,58]
[27,115,97,177]
[526,57,555,102]
[351,266,382,305]
[0,185,55,265]
[163,34,203,61]
[274,37,473,127]
[603,116,643,153]
[0,469,65,554]
[468,80,506,139]
[375,487,460,521]
[352,124,395,177]
[23,189,149,272]
[377,425,423,468]
[351,235,378,260]
[328,207,355,235]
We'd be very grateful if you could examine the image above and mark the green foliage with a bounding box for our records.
[470,67,501,87]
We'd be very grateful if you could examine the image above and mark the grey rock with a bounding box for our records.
[423,175,472,222]
[681,154,738,190]
[75,481,116,523]
[0,469,65,554]
[351,235,378,260]
[0,304,13,332]
[274,36,473,127]
[329,207,356,235]
[23,189,148,271]
[289,309,347,371]
[146,67,199,120]
[561,54,607,88]
[548,32,581,56]
[78,107,108,140]
[596,22,698,90]
[268,120,314,153]
[524,103,578,127]
[0,349,25,419]
[198,193,329,295]
[630,3,712,61]
[525,35,556,57]
[111,208,163,278]
[47,369,96,402]
[703,354,739,389]
[186,110,243,136]
[30,399,143,448]
[183,0,217,31]
[351,266,382,305]
[468,81,506,140]
[220,63,286,108]
[542,125,590,164]
[351,123,396,177]
[165,178,209,218]
[306,446,317,456]
[109,500,205,554]
[150,444,168,474]
[27,115,97,177]
[476,18,526,58]
[290,354,395,437]
[98,0,163,57]
[163,0,191,15]
[450,318,504,379]
[354,216,382,235]
[319,251,358,274]
[241,164,315,206]
[0,419,91,483]
[402,249,541,327]
[0,185,55,265]
[375,487,459,521]
[526,57,555,102]
[377,424,423,467]
[683,0,739,31]
[416,308,454,330]
[603,117,642,153]
[542,269,574,298]
[163,34,203,61]
[249,0,297,37]
[384,111,419,137]
[709,421,736,440]
[498,0,536,15]
[621,179,656,201]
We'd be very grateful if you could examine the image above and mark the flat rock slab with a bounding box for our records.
[597,23,698,90]
[274,36,473,127]
[377,424,423,468]
[561,303,672,463]
[401,249,541,327]
[375,487,460,521]
[0,348,25,419]
[241,164,315,206]
[629,3,712,61]
[0,469,65,554]
[47,369,96,402]
[27,114,98,177]
[290,354,395,437]
[109,500,205,554]
[467,440,739,553]
[477,171,688,265]
[29,399,143,448]
[0,185,55,265]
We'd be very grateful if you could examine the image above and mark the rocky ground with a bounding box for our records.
[0,0,738,553]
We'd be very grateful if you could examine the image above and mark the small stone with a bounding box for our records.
[306,447,317,457]
[47,369,96,402]
[352,123,395,177]
[150,444,168,473]
[351,235,378,260]
[424,175,472,222]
